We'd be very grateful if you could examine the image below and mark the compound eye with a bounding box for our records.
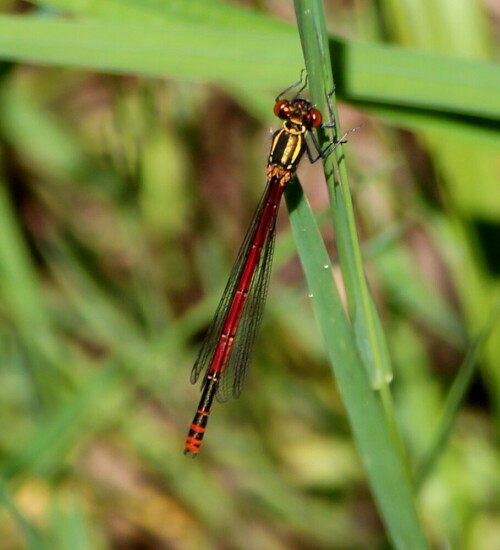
[310,108,323,127]
[274,99,289,119]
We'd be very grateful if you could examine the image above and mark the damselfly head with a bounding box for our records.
[273,98,323,129]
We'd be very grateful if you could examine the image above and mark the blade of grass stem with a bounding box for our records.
[0,181,68,406]
[285,177,429,550]
[292,2,429,549]
[0,15,499,121]
[295,0,391,390]
[414,301,500,488]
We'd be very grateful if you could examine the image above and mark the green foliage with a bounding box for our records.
[0,1,499,550]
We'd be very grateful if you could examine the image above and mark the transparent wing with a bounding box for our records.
[216,215,277,402]
[190,178,282,402]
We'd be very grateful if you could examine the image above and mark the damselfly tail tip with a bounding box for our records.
[184,449,199,458]
[184,437,202,457]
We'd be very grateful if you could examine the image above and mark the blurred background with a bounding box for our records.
[0,1,499,549]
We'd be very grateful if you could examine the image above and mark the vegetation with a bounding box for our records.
[0,1,499,549]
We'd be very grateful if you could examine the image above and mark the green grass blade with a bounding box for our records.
[285,177,429,550]
[0,182,54,351]
[414,302,500,488]
[339,39,500,118]
[0,14,302,88]
[32,0,285,30]
[291,2,429,549]
[295,0,392,389]
[0,14,498,120]
[0,181,67,406]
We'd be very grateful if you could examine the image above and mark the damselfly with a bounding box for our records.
[184,75,346,455]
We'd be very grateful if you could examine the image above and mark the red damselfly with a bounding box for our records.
[184,75,345,455]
